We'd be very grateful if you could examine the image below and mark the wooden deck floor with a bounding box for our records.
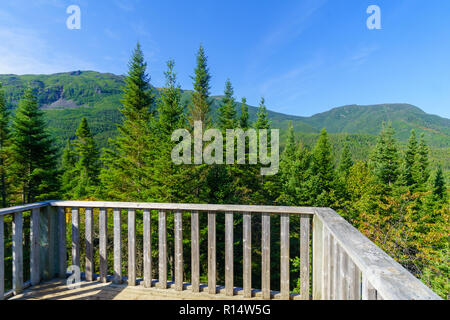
[10,279,301,300]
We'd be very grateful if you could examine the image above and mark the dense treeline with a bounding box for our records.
[0,44,448,298]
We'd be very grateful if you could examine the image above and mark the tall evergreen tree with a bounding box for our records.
[404,129,419,187]
[278,122,312,205]
[156,60,185,136]
[100,42,154,201]
[310,128,336,206]
[239,97,249,129]
[371,122,400,191]
[433,165,446,201]
[339,142,353,179]
[255,97,270,130]
[151,60,191,202]
[0,83,10,207]
[71,117,100,198]
[417,133,430,187]
[10,88,59,203]
[218,79,237,131]
[188,44,212,130]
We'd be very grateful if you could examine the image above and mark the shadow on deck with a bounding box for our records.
[10,278,304,300]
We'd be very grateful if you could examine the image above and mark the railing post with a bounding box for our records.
[332,237,339,300]
[280,213,289,300]
[261,212,270,300]
[57,207,67,279]
[191,211,200,293]
[30,208,40,285]
[243,212,251,298]
[208,211,216,294]
[0,215,4,300]
[174,210,183,291]
[85,208,94,281]
[300,215,310,300]
[12,211,23,294]
[113,208,122,284]
[128,209,136,286]
[47,206,58,279]
[362,274,377,300]
[339,249,348,300]
[99,208,108,283]
[143,209,152,288]
[158,210,167,289]
[225,211,234,296]
[71,208,80,271]
[348,259,361,300]
[312,214,323,300]
[323,227,331,300]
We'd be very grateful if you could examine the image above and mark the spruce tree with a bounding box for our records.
[10,88,59,203]
[156,60,185,136]
[152,60,191,202]
[72,117,100,199]
[310,128,336,206]
[339,142,353,178]
[278,122,306,205]
[239,97,249,129]
[255,97,270,129]
[188,44,212,130]
[0,83,10,207]
[404,129,419,187]
[417,133,430,187]
[371,122,400,190]
[433,165,446,201]
[252,97,273,204]
[218,79,237,131]
[100,42,154,201]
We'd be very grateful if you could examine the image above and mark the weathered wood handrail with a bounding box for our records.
[0,201,442,300]
[312,208,441,300]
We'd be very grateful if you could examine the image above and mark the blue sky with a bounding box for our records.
[0,0,449,118]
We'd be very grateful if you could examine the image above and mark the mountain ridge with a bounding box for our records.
[0,71,448,151]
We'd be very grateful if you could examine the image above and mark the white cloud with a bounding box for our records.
[0,27,95,74]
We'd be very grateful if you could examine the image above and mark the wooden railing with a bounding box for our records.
[0,201,442,300]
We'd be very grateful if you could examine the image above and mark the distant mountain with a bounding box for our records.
[0,71,448,156]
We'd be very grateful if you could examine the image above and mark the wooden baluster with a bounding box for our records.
[243,212,251,298]
[191,211,200,293]
[261,212,270,300]
[339,249,348,300]
[85,208,94,281]
[174,210,183,291]
[326,228,332,300]
[321,225,329,300]
[362,274,377,300]
[128,209,136,286]
[280,213,290,300]
[99,208,107,283]
[300,216,311,300]
[312,214,323,300]
[208,211,216,294]
[72,208,80,270]
[143,209,152,288]
[348,259,361,300]
[30,208,40,285]
[225,211,234,296]
[158,210,167,289]
[13,211,23,294]
[47,206,57,279]
[113,208,122,284]
[333,239,340,300]
[0,215,4,300]
[58,207,67,279]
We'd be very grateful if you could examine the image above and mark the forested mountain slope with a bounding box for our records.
[0,71,448,168]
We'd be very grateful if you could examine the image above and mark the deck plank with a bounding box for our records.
[9,279,298,300]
